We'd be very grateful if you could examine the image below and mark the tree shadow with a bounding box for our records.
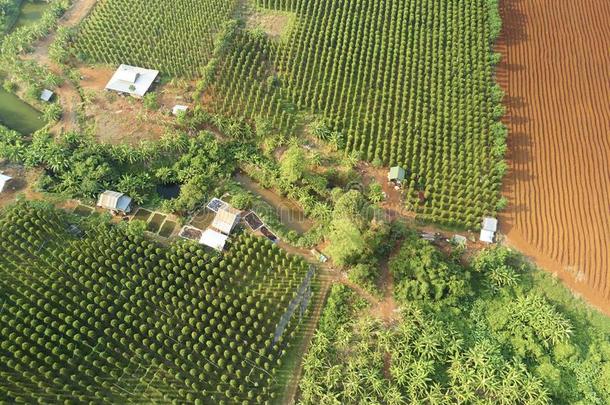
[500,0,528,46]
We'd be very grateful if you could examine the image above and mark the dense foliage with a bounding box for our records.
[205,0,507,228]
[299,239,610,404]
[0,202,314,403]
[0,123,239,211]
[0,0,70,112]
[75,0,236,76]
[390,231,471,305]
[0,0,20,33]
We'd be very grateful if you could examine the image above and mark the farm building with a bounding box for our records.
[211,206,241,235]
[199,229,229,251]
[97,190,133,213]
[105,64,159,98]
[480,217,498,244]
[0,174,13,193]
[172,105,188,116]
[40,89,54,102]
[197,202,242,251]
[388,166,406,182]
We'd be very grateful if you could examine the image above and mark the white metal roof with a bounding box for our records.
[105,64,159,97]
[480,229,495,244]
[40,89,54,102]
[172,105,188,116]
[482,217,498,232]
[116,70,139,83]
[0,174,12,192]
[211,206,241,235]
[97,190,132,212]
[200,229,229,251]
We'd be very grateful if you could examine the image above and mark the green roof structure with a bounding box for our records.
[388,166,406,182]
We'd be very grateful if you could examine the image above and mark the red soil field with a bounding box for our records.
[498,0,610,313]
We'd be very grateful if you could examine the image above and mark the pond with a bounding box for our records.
[156,183,181,200]
[0,1,51,134]
[11,1,53,32]
[234,172,314,235]
[0,89,45,135]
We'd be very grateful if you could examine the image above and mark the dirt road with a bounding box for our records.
[498,0,610,313]
[24,0,98,134]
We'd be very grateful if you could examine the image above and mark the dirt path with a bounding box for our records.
[498,0,610,314]
[278,270,331,405]
[279,242,379,307]
[29,0,97,62]
[23,0,98,134]
[370,243,401,324]
[277,242,380,405]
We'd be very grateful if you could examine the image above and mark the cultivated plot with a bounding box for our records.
[498,0,610,310]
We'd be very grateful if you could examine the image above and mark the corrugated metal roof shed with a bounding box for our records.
[482,217,498,232]
[480,229,495,244]
[388,166,406,181]
[97,190,132,212]
[211,206,241,235]
[40,89,54,102]
[199,229,229,251]
[105,65,159,97]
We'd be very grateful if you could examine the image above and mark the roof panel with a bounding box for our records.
[200,229,228,251]
[105,64,159,97]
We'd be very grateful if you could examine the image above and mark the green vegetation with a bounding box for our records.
[10,0,53,32]
[0,0,70,133]
[0,202,314,403]
[0,88,44,134]
[0,0,20,33]
[0,118,241,210]
[75,0,237,76]
[390,231,471,305]
[299,238,610,404]
[205,0,507,228]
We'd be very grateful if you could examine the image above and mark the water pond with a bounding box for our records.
[11,1,53,32]
[0,89,45,134]
[0,2,52,134]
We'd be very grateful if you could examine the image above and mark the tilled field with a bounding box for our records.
[498,0,610,311]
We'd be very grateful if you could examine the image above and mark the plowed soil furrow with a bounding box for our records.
[499,0,610,312]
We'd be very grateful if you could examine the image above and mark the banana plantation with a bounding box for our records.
[299,244,610,405]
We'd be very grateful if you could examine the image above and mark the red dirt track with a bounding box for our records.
[498,0,610,313]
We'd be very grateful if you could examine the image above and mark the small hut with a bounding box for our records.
[0,174,13,193]
[40,89,54,102]
[105,64,159,98]
[388,166,406,183]
[479,217,498,244]
[199,229,229,251]
[97,191,133,213]
[210,206,241,235]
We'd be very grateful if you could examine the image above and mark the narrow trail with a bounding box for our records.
[278,270,331,405]
[370,242,401,324]
[22,0,98,134]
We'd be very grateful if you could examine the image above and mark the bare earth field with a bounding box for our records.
[498,0,610,312]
